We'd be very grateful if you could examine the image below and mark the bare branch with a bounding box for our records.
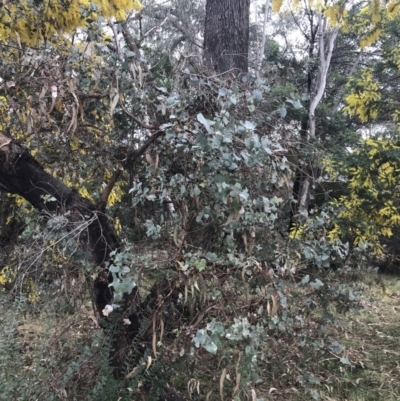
[97,168,123,212]
[141,13,170,41]
[151,7,203,49]
[119,101,157,130]
[108,19,121,57]
[120,21,142,60]
[129,129,165,165]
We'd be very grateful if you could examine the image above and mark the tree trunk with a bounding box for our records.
[0,132,128,363]
[0,133,185,400]
[203,0,250,74]
[289,14,337,231]
[255,0,271,78]
[0,134,119,308]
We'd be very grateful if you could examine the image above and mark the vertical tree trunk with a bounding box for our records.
[203,0,250,74]
[255,0,271,78]
[289,14,337,230]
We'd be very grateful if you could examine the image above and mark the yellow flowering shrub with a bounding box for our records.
[0,266,15,286]
[0,267,39,302]
[326,138,400,253]
[343,69,381,122]
[0,0,142,45]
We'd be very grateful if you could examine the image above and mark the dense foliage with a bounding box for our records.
[1,0,400,400]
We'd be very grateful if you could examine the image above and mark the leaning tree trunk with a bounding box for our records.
[0,133,186,400]
[0,133,119,309]
[0,133,131,367]
[203,0,250,74]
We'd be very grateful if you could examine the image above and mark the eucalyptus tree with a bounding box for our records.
[203,0,251,74]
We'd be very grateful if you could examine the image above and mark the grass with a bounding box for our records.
[282,274,400,401]
[2,273,400,401]
[328,275,400,401]
[221,273,400,401]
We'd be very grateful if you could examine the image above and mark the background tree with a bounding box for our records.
[203,0,250,74]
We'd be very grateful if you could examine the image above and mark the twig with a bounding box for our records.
[119,101,157,130]
[141,14,170,41]
[128,129,165,165]
[108,19,121,57]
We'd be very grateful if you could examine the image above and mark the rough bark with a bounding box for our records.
[0,133,185,400]
[0,135,126,367]
[0,134,119,272]
[0,192,23,266]
[203,0,250,74]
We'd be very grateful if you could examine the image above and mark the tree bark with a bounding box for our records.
[289,14,337,230]
[0,133,185,399]
[203,0,250,74]
[0,133,126,371]
[255,0,271,78]
[0,134,119,271]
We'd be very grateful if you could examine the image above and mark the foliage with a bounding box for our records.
[0,294,168,401]
[1,0,400,399]
[325,136,400,256]
[0,0,142,45]
[344,68,381,123]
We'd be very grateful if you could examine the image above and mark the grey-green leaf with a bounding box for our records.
[197,113,211,134]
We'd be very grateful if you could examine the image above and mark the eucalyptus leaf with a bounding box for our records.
[197,113,212,134]
[311,279,324,290]
[279,107,287,118]
[204,341,218,354]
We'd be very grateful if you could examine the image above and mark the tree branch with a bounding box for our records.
[120,21,152,77]
[151,7,203,49]
[97,168,123,212]
[120,21,141,59]
[128,130,165,166]
[108,19,121,57]
[119,101,157,130]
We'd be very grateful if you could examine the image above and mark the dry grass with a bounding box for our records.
[179,273,400,401]
[264,274,400,401]
[2,273,400,401]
